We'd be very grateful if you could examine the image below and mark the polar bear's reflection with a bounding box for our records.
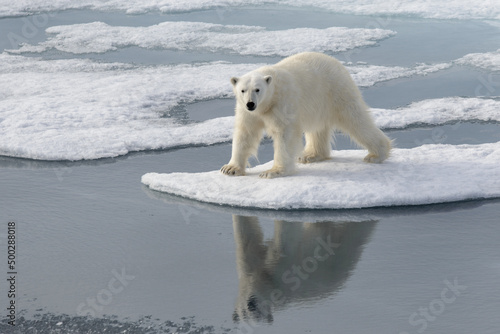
[232,215,376,324]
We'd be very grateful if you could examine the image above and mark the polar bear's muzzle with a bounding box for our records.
[246,101,256,111]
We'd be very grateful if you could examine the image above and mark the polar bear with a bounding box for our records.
[220,52,392,178]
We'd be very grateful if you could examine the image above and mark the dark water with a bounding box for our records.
[1,6,500,334]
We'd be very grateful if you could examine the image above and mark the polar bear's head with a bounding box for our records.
[231,71,273,112]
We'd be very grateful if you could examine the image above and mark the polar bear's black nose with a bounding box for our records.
[246,102,256,111]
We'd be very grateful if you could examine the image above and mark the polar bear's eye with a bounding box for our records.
[255,89,260,93]
[241,89,245,93]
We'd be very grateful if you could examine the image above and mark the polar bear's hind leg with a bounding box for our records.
[298,128,332,164]
[338,104,392,163]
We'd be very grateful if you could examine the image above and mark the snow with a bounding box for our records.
[284,0,500,20]
[456,49,500,72]
[142,142,500,209]
[1,0,499,20]
[349,63,451,87]
[0,0,265,17]
[1,54,499,161]
[0,54,251,160]
[9,21,395,56]
[372,97,500,129]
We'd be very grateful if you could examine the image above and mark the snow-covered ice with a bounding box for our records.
[349,63,451,87]
[9,21,395,56]
[142,142,500,209]
[456,49,500,72]
[1,0,499,20]
[372,97,500,129]
[0,55,250,160]
[283,0,500,20]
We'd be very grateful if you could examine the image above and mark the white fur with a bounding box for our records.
[221,52,392,178]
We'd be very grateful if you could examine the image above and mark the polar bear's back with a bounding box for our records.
[271,52,367,130]
[274,52,358,97]
[276,52,345,72]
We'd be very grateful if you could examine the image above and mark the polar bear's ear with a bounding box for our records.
[230,77,239,86]
[264,75,272,84]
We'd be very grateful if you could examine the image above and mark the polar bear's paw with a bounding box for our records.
[221,164,245,176]
[259,168,285,179]
[298,153,329,164]
[363,153,384,163]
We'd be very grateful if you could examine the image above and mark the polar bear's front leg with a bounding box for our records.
[221,118,263,176]
[260,128,301,179]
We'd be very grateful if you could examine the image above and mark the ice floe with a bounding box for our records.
[0,0,264,17]
[144,183,491,222]
[456,49,500,72]
[1,0,499,20]
[284,0,500,20]
[372,97,500,129]
[0,54,253,160]
[142,142,500,209]
[349,63,451,87]
[9,21,395,56]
